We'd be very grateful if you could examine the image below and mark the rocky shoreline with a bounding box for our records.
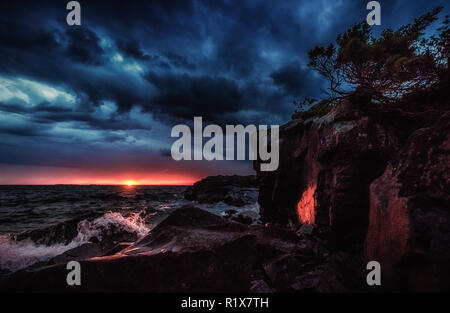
[0,206,364,292]
[1,96,448,292]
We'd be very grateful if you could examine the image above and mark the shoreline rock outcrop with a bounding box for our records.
[255,95,450,291]
[256,100,396,247]
[184,175,258,207]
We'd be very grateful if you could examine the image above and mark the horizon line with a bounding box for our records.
[0,183,193,186]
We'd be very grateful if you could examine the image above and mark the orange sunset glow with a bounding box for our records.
[0,164,200,185]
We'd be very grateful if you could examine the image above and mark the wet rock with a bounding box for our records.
[153,205,245,230]
[290,268,326,292]
[250,280,274,293]
[223,188,259,206]
[231,214,253,225]
[0,269,11,276]
[131,206,251,254]
[297,224,314,236]
[101,242,132,257]
[0,206,369,293]
[184,175,258,206]
[0,206,314,292]
[290,265,348,293]
[50,243,103,265]
[365,112,450,292]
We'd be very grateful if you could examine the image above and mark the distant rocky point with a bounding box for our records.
[184,175,258,207]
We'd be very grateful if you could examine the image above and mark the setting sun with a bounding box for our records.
[125,180,138,186]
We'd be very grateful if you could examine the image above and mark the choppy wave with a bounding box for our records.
[0,185,260,273]
[0,211,150,272]
[0,235,80,273]
[77,211,150,241]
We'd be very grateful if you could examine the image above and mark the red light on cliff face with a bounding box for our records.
[297,185,316,224]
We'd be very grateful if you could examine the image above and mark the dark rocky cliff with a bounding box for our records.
[255,96,450,291]
[365,112,450,291]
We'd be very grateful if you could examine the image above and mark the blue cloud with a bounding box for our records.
[0,0,448,171]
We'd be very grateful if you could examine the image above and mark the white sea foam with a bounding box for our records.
[0,211,150,272]
[76,211,150,241]
[0,200,260,272]
[0,234,80,272]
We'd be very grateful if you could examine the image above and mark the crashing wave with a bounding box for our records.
[0,211,150,272]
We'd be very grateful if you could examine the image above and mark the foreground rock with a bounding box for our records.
[365,112,450,292]
[0,206,362,292]
[184,175,258,206]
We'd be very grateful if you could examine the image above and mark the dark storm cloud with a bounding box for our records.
[0,20,60,52]
[145,73,245,122]
[64,28,105,65]
[270,63,320,96]
[0,99,151,132]
[0,0,449,171]
[117,39,151,60]
[2,1,446,120]
[0,122,44,137]
[163,52,196,70]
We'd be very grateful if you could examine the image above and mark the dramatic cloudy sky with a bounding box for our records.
[0,0,448,184]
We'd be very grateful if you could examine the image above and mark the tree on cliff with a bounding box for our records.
[307,7,449,105]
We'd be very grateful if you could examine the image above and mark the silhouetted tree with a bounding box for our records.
[308,7,449,104]
[293,97,317,114]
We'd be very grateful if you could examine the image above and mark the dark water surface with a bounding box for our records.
[0,185,259,272]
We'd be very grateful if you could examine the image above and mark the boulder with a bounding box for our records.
[49,243,103,264]
[365,112,450,291]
